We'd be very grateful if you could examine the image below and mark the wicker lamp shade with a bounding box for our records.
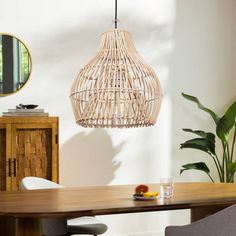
[70,29,162,128]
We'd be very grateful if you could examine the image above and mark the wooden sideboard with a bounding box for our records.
[0,116,59,191]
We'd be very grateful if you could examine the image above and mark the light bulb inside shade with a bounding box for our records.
[70,29,162,128]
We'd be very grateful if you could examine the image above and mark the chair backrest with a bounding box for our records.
[20,177,67,236]
[165,204,236,236]
[21,176,64,190]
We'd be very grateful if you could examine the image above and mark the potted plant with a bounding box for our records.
[180,93,236,183]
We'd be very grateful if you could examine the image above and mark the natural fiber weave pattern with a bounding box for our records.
[70,29,162,128]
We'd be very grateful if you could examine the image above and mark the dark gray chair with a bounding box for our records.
[165,204,236,236]
[21,177,108,236]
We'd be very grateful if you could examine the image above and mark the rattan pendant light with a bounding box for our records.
[70,0,162,128]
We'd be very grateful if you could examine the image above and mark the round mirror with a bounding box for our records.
[0,33,32,96]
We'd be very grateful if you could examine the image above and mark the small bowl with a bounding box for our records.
[24,104,38,109]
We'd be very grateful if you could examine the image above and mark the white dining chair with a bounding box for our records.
[21,177,108,236]
[165,204,236,236]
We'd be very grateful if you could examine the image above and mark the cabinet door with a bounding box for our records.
[0,124,12,191]
[0,124,7,190]
[11,123,58,191]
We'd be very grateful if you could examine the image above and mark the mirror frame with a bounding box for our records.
[0,32,32,96]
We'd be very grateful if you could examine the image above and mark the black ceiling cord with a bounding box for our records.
[114,0,118,29]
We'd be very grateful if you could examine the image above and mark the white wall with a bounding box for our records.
[0,0,236,235]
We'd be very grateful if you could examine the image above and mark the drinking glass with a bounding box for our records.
[160,178,174,198]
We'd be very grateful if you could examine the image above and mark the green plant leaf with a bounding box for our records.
[180,162,210,175]
[216,101,236,142]
[227,162,236,182]
[182,93,220,124]
[227,162,236,177]
[183,129,215,139]
[180,137,215,155]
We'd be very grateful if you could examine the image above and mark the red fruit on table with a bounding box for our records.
[135,185,149,193]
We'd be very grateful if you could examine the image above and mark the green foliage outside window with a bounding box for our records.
[20,43,30,83]
[0,38,2,84]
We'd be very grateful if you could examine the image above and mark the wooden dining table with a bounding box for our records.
[1,182,236,236]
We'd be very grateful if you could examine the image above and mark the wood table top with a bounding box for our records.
[1,182,236,218]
